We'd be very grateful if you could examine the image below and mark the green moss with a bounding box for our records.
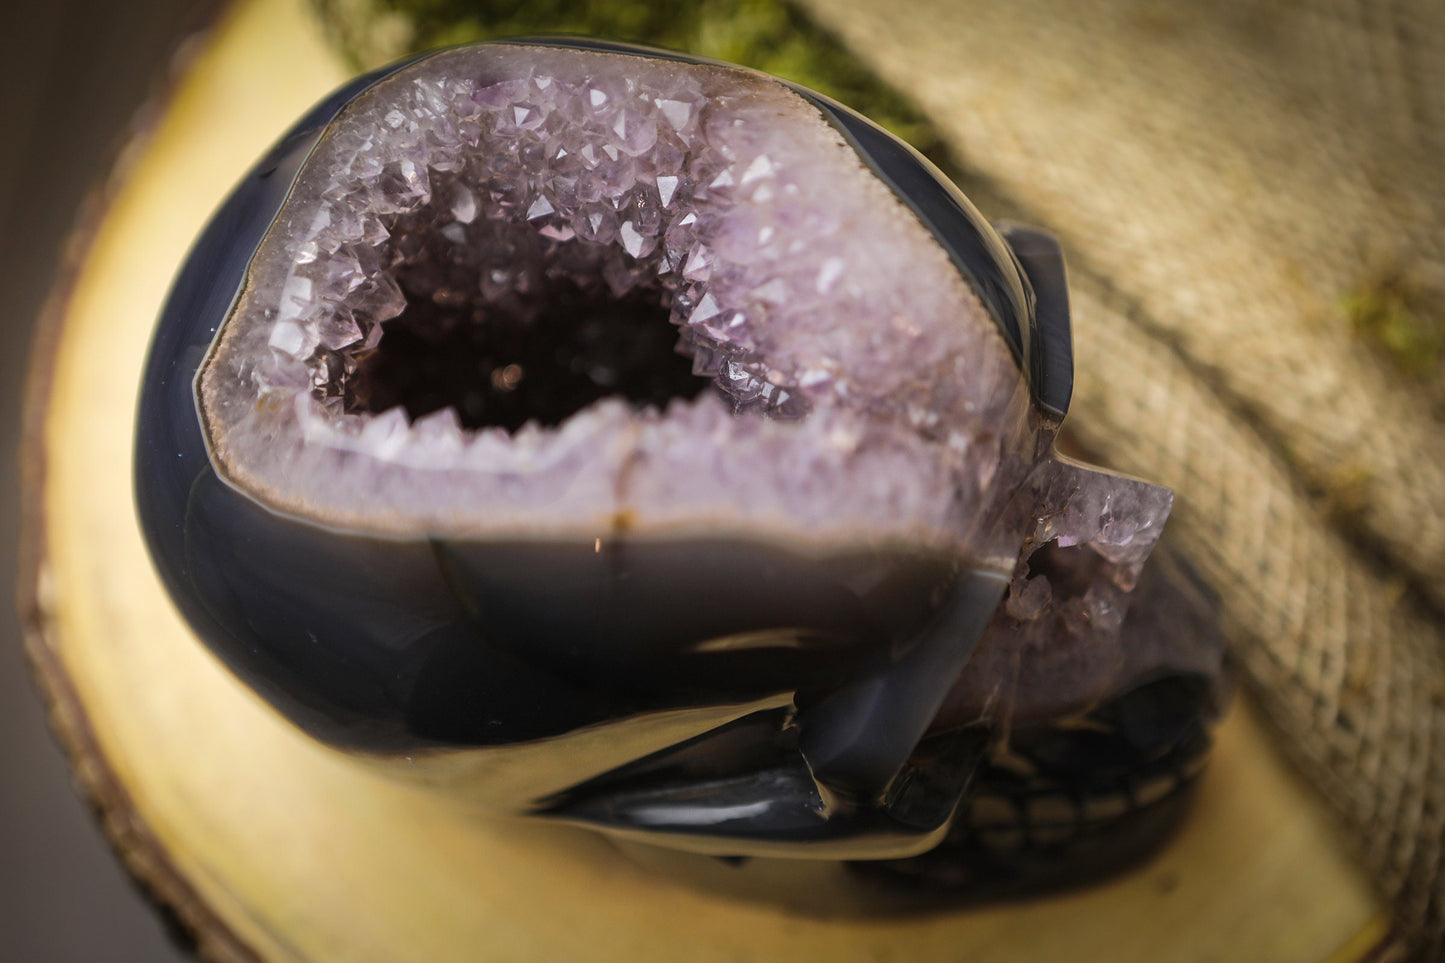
[1341,270,1444,379]
[309,0,956,173]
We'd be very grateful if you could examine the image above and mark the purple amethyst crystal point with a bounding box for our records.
[136,40,1225,889]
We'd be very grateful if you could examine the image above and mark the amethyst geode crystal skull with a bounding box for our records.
[136,40,1226,889]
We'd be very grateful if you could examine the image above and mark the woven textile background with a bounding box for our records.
[794,0,1445,956]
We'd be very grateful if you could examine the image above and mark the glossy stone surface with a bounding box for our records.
[135,40,1225,876]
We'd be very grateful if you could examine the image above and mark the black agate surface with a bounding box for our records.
[136,40,1227,889]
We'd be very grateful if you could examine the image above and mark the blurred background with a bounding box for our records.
[1,2,208,959]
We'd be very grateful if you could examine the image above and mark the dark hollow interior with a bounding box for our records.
[1025,542,1104,599]
[345,272,712,432]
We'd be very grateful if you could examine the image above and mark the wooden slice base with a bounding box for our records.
[18,0,1388,958]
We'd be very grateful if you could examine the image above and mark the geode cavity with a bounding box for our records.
[136,41,1225,877]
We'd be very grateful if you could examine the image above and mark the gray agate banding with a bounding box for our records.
[136,40,1226,879]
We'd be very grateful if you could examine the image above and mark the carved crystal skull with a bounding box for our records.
[136,40,1226,889]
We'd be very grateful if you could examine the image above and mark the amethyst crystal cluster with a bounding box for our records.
[137,41,1226,890]
[204,43,1032,546]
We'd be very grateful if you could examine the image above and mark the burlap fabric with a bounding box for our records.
[790,0,1445,956]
